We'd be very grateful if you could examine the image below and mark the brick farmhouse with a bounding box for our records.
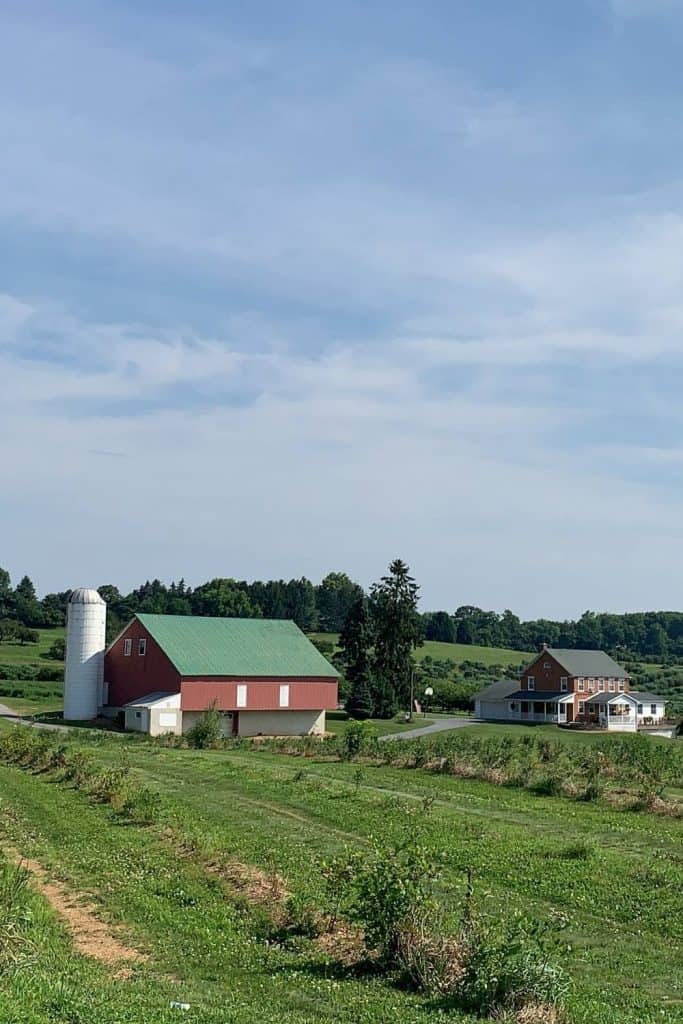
[474,645,667,732]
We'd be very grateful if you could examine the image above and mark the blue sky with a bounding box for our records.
[3,0,683,616]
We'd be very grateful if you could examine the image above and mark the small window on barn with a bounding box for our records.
[236,684,247,708]
[560,677,568,691]
[543,661,551,669]
[123,639,132,657]
[138,638,147,656]
[279,684,290,708]
[527,677,535,690]
[135,711,141,719]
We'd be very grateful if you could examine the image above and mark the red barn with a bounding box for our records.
[104,614,339,737]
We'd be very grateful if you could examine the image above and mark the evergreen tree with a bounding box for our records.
[339,596,376,719]
[369,559,423,715]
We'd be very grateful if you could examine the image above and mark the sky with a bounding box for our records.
[3,0,683,617]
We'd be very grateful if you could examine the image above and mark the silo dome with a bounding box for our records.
[63,587,107,720]
[69,588,105,605]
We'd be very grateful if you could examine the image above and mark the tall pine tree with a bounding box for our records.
[339,595,375,720]
[369,559,423,716]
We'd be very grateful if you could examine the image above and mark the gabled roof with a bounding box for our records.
[531,648,628,679]
[135,614,340,679]
[473,679,519,701]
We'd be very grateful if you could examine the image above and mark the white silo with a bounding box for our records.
[63,588,106,721]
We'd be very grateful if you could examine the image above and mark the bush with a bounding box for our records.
[185,703,222,749]
[341,720,370,761]
[334,838,439,961]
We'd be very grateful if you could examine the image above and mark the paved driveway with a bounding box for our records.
[0,703,70,732]
[379,717,481,741]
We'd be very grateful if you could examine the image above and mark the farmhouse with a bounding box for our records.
[474,645,666,732]
[104,613,339,737]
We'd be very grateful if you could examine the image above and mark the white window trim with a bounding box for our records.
[138,638,147,656]
[527,677,535,690]
[618,680,624,692]
[560,677,568,692]
[608,680,615,692]
[577,679,585,692]
[236,684,247,708]
[123,638,132,657]
[578,700,585,714]
[279,684,290,708]
[598,679,604,691]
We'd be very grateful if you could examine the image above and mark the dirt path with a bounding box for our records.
[3,846,146,970]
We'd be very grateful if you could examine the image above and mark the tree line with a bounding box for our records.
[3,563,683,662]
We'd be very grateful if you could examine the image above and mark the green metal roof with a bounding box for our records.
[544,648,629,679]
[136,614,340,679]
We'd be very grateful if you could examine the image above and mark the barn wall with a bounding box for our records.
[180,678,337,712]
[237,710,325,736]
[105,618,181,707]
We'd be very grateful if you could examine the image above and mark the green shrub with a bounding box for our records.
[185,703,222,749]
[341,720,370,761]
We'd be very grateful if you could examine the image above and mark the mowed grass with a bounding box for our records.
[0,731,681,1023]
[325,710,435,736]
[0,626,64,668]
[310,633,531,669]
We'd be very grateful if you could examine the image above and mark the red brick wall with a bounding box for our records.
[104,619,181,707]
[181,678,338,712]
[521,652,571,692]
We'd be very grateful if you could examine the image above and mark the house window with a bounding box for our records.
[279,684,290,708]
[608,680,615,692]
[138,639,147,656]
[618,680,624,692]
[543,661,551,669]
[598,679,604,692]
[527,677,535,690]
[135,711,141,719]
[578,701,585,714]
[560,677,568,692]
[577,679,585,692]
[236,684,247,708]
[637,704,643,714]
[123,639,132,657]
[587,679,595,692]
[650,704,657,716]
[599,703,606,713]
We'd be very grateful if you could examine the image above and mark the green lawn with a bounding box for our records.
[0,626,64,668]
[325,711,435,736]
[0,731,681,1023]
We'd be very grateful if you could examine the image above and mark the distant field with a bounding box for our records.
[309,633,531,669]
[0,626,65,668]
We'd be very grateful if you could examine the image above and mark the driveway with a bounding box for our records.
[0,703,70,732]
[379,717,481,741]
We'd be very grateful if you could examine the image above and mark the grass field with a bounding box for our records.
[0,626,64,668]
[310,633,531,669]
[0,727,681,1023]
